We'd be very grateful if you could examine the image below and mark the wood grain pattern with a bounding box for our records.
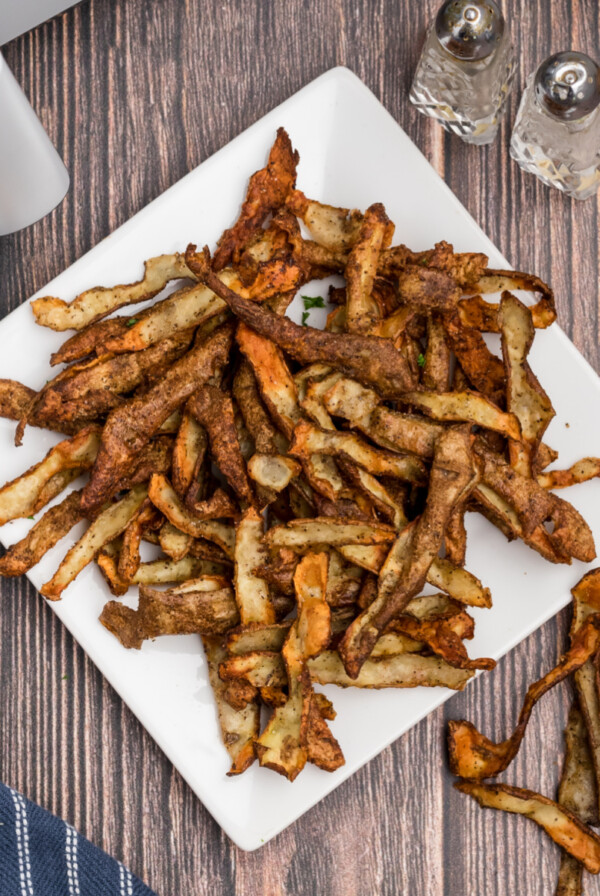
[1,0,599,892]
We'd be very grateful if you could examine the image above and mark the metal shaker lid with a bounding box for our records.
[534,51,600,121]
[435,0,505,61]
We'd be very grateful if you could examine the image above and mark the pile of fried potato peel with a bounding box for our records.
[1,129,600,868]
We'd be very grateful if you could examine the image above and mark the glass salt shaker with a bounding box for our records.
[510,52,600,200]
[410,0,516,145]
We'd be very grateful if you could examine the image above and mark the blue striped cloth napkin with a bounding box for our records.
[0,783,157,896]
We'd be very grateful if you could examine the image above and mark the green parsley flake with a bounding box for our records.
[126,318,139,327]
[418,258,429,267]
[417,353,426,368]
[62,674,69,680]
[302,295,325,310]
[27,515,35,520]
[301,311,310,326]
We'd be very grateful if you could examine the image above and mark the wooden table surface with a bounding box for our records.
[1,0,599,893]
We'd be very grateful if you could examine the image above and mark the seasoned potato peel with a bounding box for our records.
[1,127,598,812]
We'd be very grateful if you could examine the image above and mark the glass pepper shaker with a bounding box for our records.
[510,52,600,200]
[410,0,516,145]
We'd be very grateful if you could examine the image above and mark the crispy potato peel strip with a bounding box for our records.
[448,616,600,780]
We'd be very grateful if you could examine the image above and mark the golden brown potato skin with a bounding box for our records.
[1,126,597,800]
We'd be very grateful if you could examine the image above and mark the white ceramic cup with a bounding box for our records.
[0,52,70,235]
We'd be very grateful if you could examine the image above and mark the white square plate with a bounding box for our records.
[1,67,600,851]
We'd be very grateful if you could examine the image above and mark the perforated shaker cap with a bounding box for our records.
[435,0,505,61]
[534,51,600,121]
